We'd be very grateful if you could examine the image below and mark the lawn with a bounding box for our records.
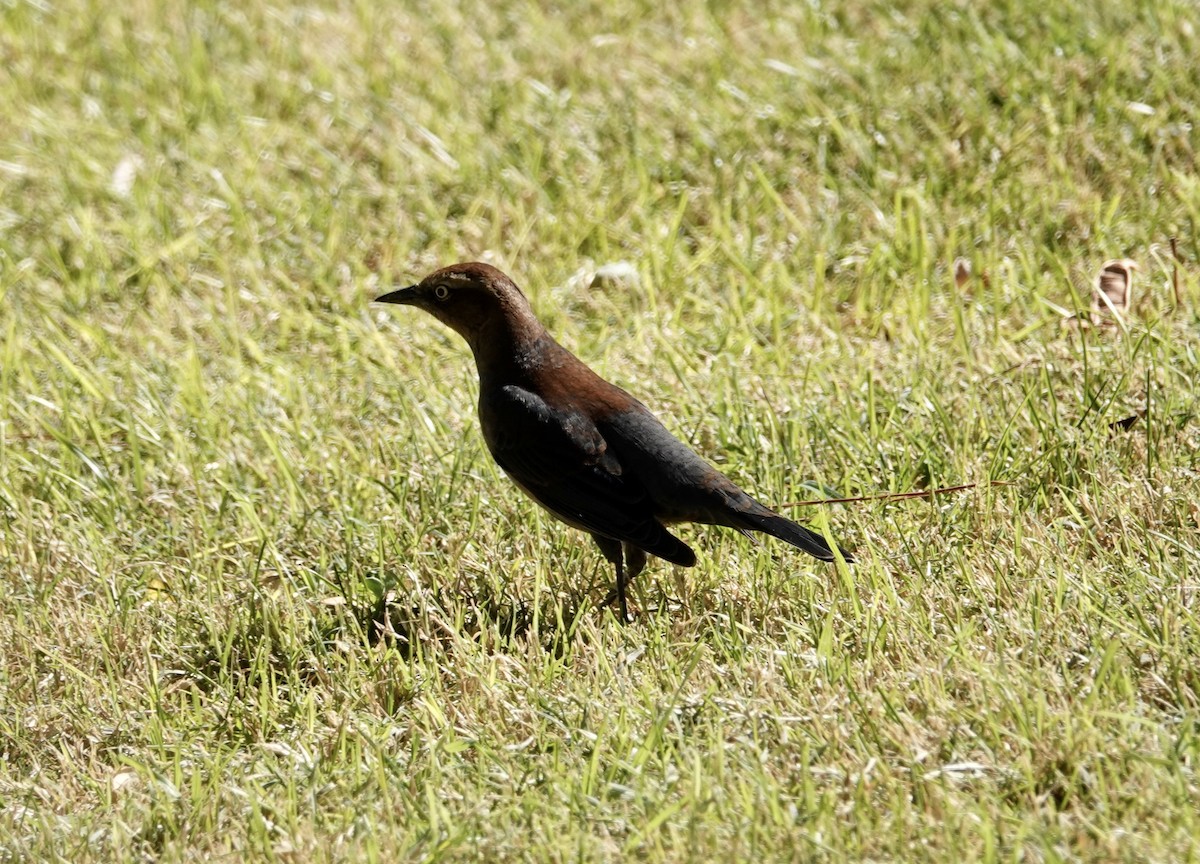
[1,0,1198,860]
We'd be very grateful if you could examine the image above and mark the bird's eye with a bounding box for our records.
[433,285,450,301]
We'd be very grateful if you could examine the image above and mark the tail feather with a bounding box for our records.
[644,526,697,568]
[615,520,697,568]
[735,508,853,563]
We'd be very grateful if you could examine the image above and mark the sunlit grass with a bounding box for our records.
[1,0,1198,860]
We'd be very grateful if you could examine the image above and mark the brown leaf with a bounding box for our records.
[1093,258,1137,316]
[1108,410,1146,432]
[953,257,971,289]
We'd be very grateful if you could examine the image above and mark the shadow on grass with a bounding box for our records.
[166,561,697,730]
[350,572,596,661]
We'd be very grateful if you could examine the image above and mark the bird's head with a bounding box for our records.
[375,262,532,348]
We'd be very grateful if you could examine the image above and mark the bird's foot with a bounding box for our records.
[596,587,630,623]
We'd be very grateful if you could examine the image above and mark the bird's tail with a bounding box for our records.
[643,526,698,568]
[735,507,853,563]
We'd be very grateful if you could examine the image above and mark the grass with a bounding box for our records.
[2,0,1199,859]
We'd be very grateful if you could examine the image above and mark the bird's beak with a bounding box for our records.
[374,285,419,305]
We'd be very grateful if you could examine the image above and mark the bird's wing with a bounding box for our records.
[481,385,693,565]
[600,406,846,562]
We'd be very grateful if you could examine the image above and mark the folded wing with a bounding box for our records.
[481,385,696,567]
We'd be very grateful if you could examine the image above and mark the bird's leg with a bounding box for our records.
[613,551,629,624]
[617,544,648,622]
[592,535,631,623]
[623,543,647,586]
[595,539,648,622]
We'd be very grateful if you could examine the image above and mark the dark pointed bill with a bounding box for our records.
[374,285,419,304]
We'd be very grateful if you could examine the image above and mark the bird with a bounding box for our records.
[376,262,852,622]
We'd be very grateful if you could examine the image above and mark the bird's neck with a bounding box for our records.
[467,306,552,387]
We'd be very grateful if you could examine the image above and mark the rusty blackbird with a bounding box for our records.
[376,262,852,621]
